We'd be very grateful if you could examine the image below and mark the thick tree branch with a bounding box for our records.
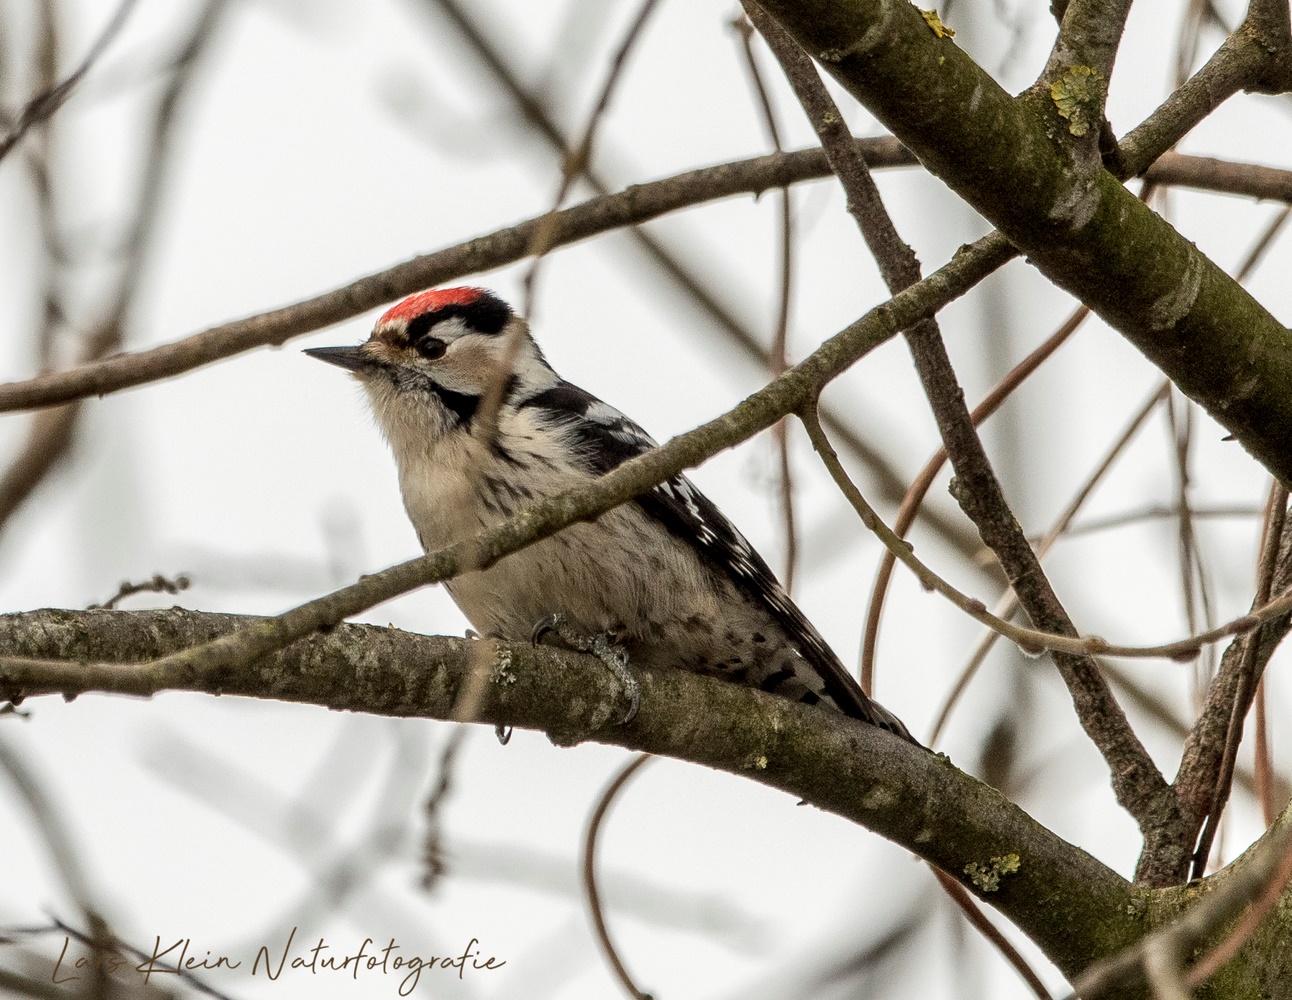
[1073,807,1292,998]
[0,607,1138,981]
[756,0,1292,486]
[0,233,1012,704]
[747,3,1180,880]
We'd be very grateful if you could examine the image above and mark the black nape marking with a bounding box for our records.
[430,383,480,425]
[407,292,512,342]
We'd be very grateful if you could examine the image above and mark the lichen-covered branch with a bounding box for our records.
[0,607,1139,980]
[757,0,1292,485]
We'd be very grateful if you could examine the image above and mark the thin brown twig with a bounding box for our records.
[734,13,799,592]
[0,1,230,538]
[0,0,139,164]
[802,407,1292,661]
[421,640,494,889]
[420,0,963,556]
[1165,390,1210,694]
[475,0,661,447]
[929,382,1170,745]
[931,867,1053,1000]
[1233,204,1292,277]
[0,735,99,927]
[582,753,654,1000]
[88,573,191,611]
[1191,482,1289,879]
[1254,676,1278,826]
[0,145,1286,419]
[1058,504,1262,538]
[519,0,661,319]
[861,304,1089,694]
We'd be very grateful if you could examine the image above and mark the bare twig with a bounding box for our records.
[734,13,799,591]
[1059,504,1262,538]
[0,0,230,537]
[931,867,1053,1000]
[0,231,1012,703]
[1190,482,1289,879]
[746,2,1176,878]
[0,736,98,927]
[0,0,139,163]
[88,573,191,610]
[801,408,1292,665]
[929,382,1170,745]
[862,304,1089,695]
[519,0,661,319]
[421,641,494,889]
[583,754,654,1000]
[1253,677,1277,826]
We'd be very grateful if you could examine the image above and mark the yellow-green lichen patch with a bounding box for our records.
[861,786,898,810]
[1050,65,1103,137]
[964,853,1021,892]
[919,8,955,37]
[492,647,517,685]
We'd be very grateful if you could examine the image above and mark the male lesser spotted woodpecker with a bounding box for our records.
[306,287,912,740]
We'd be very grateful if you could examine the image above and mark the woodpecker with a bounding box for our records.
[306,287,912,740]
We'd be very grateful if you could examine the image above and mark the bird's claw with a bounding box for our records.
[531,613,640,724]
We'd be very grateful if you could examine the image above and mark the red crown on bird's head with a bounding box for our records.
[379,287,490,326]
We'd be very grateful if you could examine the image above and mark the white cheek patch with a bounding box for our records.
[435,338,505,396]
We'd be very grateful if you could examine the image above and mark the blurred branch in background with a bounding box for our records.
[414,0,977,556]
[0,1,231,539]
[0,0,1290,995]
[0,0,138,164]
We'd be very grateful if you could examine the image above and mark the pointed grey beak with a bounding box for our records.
[303,346,371,372]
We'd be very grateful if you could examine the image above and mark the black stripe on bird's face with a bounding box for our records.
[405,294,512,345]
[394,369,522,429]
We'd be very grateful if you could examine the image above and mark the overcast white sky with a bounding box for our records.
[0,0,1289,997]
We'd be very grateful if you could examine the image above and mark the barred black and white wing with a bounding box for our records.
[519,380,912,740]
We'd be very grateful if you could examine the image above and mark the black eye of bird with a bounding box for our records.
[415,336,447,360]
